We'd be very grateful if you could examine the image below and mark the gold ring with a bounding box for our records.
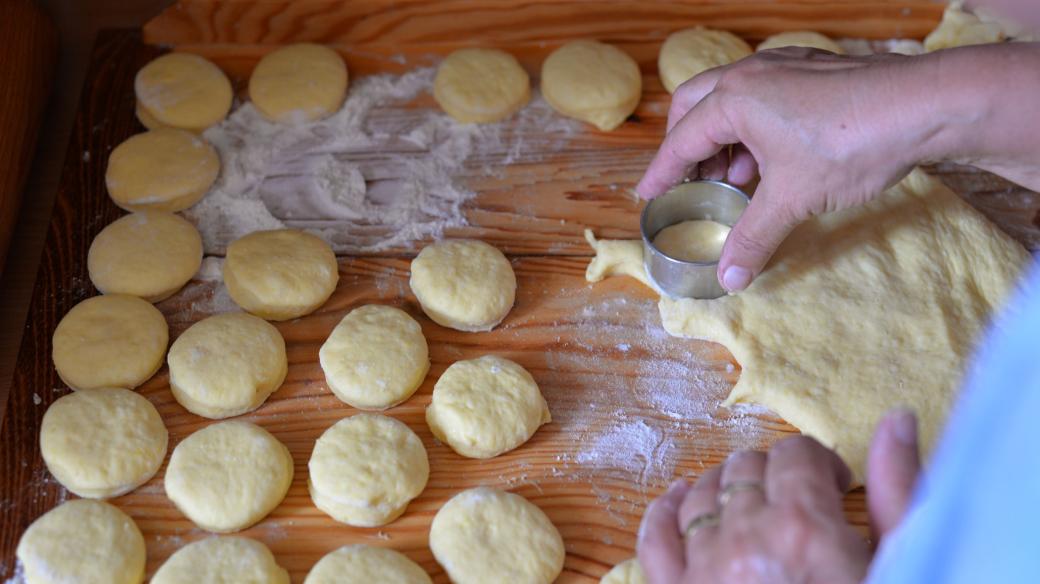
[718,481,765,507]
[683,512,720,538]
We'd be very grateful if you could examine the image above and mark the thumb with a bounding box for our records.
[867,408,921,543]
[717,180,802,292]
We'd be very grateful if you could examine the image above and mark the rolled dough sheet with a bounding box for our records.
[586,169,1029,480]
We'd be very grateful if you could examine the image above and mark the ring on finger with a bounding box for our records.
[683,512,720,538]
[718,480,765,507]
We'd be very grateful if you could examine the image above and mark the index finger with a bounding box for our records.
[637,480,690,584]
[666,66,726,133]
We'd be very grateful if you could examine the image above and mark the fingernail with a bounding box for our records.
[668,479,686,491]
[722,266,752,291]
[889,409,917,446]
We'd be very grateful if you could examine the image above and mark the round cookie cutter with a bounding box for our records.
[640,180,751,299]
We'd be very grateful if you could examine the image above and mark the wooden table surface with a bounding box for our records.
[3,1,1040,582]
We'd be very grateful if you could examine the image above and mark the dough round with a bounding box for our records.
[16,499,145,584]
[434,48,530,123]
[151,536,289,584]
[41,388,167,499]
[541,40,641,131]
[426,355,550,458]
[165,421,293,532]
[224,229,339,321]
[658,27,752,93]
[409,239,516,332]
[319,305,429,410]
[308,414,429,527]
[167,312,287,419]
[249,43,349,123]
[135,100,165,130]
[52,294,168,391]
[652,219,731,263]
[429,487,564,584]
[88,211,203,302]
[105,129,220,213]
[601,558,647,584]
[756,31,844,53]
[304,545,432,584]
[135,52,233,132]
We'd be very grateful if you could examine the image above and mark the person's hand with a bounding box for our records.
[636,410,922,584]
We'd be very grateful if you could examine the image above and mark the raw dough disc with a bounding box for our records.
[105,129,220,213]
[429,487,564,584]
[652,219,731,263]
[601,558,647,584]
[425,355,550,458]
[318,305,430,410]
[167,312,287,419]
[540,40,641,131]
[658,27,752,93]
[756,31,845,53]
[40,388,167,499]
[249,43,349,123]
[135,52,233,132]
[434,48,530,123]
[52,294,168,391]
[224,229,339,321]
[586,169,1029,480]
[409,239,516,332]
[308,414,429,527]
[135,100,165,130]
[151,536,289,584]
[88,211,203,302]
[304,545,432,584]
[16,499,145,584]
[165,420,294,533]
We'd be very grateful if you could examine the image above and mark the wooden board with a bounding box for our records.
[3,6,1040,582]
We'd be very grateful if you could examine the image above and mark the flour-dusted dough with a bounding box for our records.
[308,414,429,527]
[541,40,642,131]
[319,305,429,410]
[434,48,531,123]
[924,0,1007,51]
[88,211,203,302]
[601,558,647,584]
[652,219,731,263]
[105,129,220,213]
[587,169,1029,480]
[658,27,752,93]
[151,536,289,584]
[52,294,168,391]
[224,229,339,321]
[165,421,293,532]
[756,31,845,53]
[410,239,516,331]
[41,388,167,499]
[304,545,432,584]
[167,312,287,419]
[135,52,232,132]
[249,43,349,123]
[426,355,550,458]
[430,487,564,584]
[17,499,145,584]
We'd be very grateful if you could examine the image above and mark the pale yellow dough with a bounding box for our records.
[41,387,167,499]
[304,545,432,584]
[925,1,1007,51]
[88,211,203,302]
[319,305,430,410]
[434,48,531,123]
[151,536,289,584]
[167,312,287,418]
[165,421,293,533]
[658,27,751,93]
[652,219,731,263]
[756,31,844,53]
[586,169,1028,480]
[601,558,647,584]
[17,499,145,584]
[105,129,220,213]
[308,414,429,527]
[52,294,168,391]
[426,355,550,458]
[224,229,339,321]
[541,40,642,131]
[409,239,516,331]
[249,43,349,123]
[135,52,232,132]
[429,487,564,584]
